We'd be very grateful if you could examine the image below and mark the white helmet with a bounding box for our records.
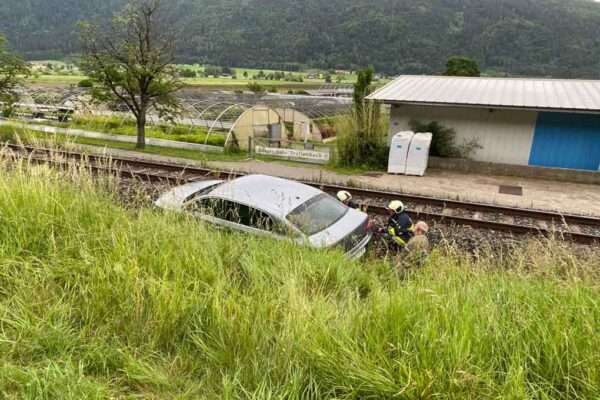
[387,200,405,213]
[337,190,352,203]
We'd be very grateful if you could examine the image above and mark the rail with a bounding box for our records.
[4,143,600,245]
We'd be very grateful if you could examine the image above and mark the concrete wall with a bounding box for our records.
[389,104,537,165]
[429,156,600,185]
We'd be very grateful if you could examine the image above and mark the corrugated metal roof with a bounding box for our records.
[367,75,600,112]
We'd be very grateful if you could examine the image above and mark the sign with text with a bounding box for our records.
[255,145,330,164]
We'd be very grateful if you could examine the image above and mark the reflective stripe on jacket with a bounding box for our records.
[387,212,414,246]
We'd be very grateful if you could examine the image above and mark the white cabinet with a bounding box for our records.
[406,132,433,176]
[388,131,414,174]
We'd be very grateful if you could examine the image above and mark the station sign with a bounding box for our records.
[254,145,330,164]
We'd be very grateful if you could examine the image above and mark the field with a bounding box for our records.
[27,61,359,89]
[0,150,598,398]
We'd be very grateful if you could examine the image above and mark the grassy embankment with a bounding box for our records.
[0,153,598,398]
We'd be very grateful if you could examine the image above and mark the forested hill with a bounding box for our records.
[1,0,600,78]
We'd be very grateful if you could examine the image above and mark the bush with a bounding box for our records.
[178,68,197,78]
[409,120,481,158]
[247,81,265,94]
[77,79,94,88]
[1,105,14,118]
[446,56,481,77]
[204,65,223,77]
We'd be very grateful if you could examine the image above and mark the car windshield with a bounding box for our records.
[287,193,348,236]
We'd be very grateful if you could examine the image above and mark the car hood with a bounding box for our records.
[154,180,224,210]
[307,208,369,249]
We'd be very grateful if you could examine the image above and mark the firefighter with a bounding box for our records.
[386,200,414,249]
[337,190,360,209]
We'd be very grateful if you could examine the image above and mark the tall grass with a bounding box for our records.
[0,156,598,398]
[334,103,389,169]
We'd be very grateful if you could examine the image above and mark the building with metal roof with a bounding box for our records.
[368,75,600,171]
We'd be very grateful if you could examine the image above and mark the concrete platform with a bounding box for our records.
[78,144,600,217]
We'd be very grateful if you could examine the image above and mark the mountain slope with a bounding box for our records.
[1,0,600,78]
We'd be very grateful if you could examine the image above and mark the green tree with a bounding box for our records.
[445,56,480,77]
[0,35,29,116]
[353,67,375,117]
[80,0,181,149]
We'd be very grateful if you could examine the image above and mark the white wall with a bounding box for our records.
[389,104,537,165]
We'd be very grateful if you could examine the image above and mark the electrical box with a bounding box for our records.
[406,132,433,176]
[388,131,414,174]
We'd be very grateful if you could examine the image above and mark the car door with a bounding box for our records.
[187,197,283,239]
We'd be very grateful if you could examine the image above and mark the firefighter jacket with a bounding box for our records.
[387,211,414,246]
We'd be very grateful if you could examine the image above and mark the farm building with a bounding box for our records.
[368,75,600,171]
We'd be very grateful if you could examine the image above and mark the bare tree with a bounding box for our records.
[0,35,29,116]
[80,0,181,149]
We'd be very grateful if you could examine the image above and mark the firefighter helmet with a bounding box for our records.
[337,190,352,203]
[387,200,405,213]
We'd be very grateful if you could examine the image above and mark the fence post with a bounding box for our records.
[248,137,253,158]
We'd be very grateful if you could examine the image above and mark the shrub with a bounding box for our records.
[409,120,481,158]
[77,79,94,88]
[446,56,481,77]
[247,81,265,94]
[1,104,14,118]
[178,68,197,78]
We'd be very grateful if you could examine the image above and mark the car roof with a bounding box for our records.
[208,174,323,217]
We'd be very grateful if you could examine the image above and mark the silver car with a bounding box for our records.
[155,174,372,258]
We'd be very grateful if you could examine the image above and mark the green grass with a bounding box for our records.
[26,74,327,89]
[27,115,226,147]
[27,74,87,84]
[0,125,247,163]
[1,124,331,168]
[26,62,359,88]
[0,153,598,398]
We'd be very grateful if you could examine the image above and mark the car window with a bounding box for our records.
[189,198,244,223]
[189,198,281,233]
[183,182,224,203]
[287,193,348,236]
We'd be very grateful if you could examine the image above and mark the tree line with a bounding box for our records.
[1,0,600,78]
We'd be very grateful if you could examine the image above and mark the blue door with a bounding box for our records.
[529,112,600,171]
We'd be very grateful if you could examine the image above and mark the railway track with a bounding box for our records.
[4,143,600,245]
